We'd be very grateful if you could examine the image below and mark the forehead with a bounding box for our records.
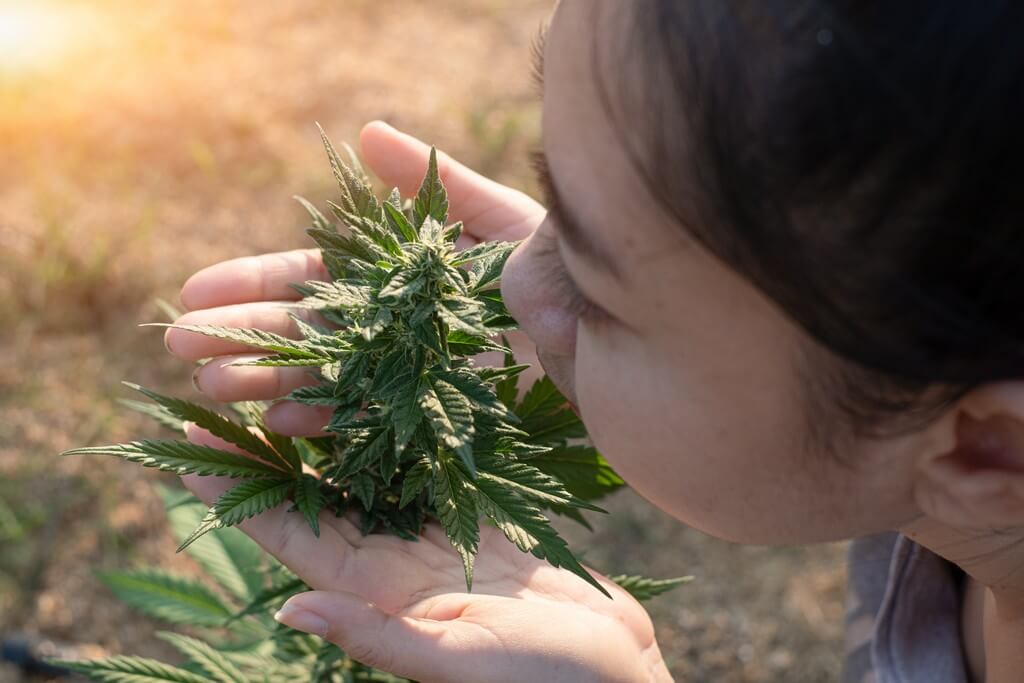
[543,0,687,262]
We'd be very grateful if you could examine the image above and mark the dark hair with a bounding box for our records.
[595,1,1024,439]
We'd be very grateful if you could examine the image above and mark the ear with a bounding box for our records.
[914,382,1024,529]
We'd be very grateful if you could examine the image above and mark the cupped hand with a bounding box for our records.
[183,425,670,683]
[164,121,546,437]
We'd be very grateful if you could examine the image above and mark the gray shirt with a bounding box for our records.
[842,533,969,683]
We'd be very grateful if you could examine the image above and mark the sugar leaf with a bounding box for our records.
[413,147,449,228]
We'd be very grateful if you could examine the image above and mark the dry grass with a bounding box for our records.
[0,1,846,680]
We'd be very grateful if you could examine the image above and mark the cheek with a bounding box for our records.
[573,325,885,544]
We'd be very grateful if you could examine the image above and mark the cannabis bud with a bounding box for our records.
[64,126,623,596]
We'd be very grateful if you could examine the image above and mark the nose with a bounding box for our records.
[500,221,578,357]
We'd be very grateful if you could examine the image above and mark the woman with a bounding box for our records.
[165,2,1024,680]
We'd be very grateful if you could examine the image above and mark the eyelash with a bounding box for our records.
[529,150,613,326]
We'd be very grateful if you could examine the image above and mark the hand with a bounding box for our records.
[183,425,671,683]
[164,121,547,436]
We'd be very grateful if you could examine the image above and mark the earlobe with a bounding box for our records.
[914,384,1024,529]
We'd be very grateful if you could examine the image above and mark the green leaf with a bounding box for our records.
[608,574,694,602]
[334,428,391,479]
[420,378,475,474]
[436,297,489,337]
[384,200,418,243]
[293,195,332,231]
[98,570,232,627]
[525,445,625,501]
[287,383,337,407]
[116,398,185,434]
[399,457,432,508]
[231,575,306,621]
[437,369,517,422]
[378,267,425,302]
[467,241,519,291]
[156,632,248,683]
[297,279,373,311]
[413,147,449,228]
[53,656,212,683]
[317,123,382,221]
[431,452,479,589]
[475,453,604,512]
[62,440,288,479]
[178,479,294,552]
[145,324,332,361]
[293,474,327,537]
[452,240,517,267]
[391,376,424,458]
[123,384,291,471]
[516,376,586,444]
[349,472,375,511]
[162,490,265,602]
[470,475,610,597]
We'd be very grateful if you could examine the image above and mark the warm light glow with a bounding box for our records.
[0,2,77,72]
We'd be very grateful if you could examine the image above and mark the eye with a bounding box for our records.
[533,225,614,326]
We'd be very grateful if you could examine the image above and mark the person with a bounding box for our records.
[162,1,1024,681]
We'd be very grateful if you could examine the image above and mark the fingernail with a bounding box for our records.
[164,330,175,355]
[191,367,204,393]
[275,605,329,638]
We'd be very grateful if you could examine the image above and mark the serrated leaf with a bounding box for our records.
[54,656,212,683]
[420,379,475,473]
[318,123,383,222]
[123,384,291,472]
[391,377,424,457]
[475,453,604,512]
[349,472,375,511]
[156,632,247,683]
[98,570,232,627]
[231,575,306,622]
[525,445,624,501]
[608,574,693,602]
[399,457,432,508]
[383,199,417,243]
[413,147,448,228]
[287,383,337,407]
[293,475,327,537]
[117,398,185,433]
[178,479,294,552]
[145,324,332,361]
[436,369,517,422]
[431,452,478,589]
[467,241,518,291]
[378,267,425,302]
[161,491,265,602]
[334,428,391,479]
[452,240,517,267]
[469,475,609,597]
[62,440,288,479]
[293,195,332,231]
[436,297,489,337]
[297,279,373,311]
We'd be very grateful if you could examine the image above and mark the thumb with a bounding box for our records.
[275,590,480,682]
[359,120,544,242]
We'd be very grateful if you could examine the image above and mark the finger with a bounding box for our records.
[192,354,319,402]
[275,590,490,683]
[165,302,323,361]
[180,248,328,311]
[360,121,545,242]
[264,402,333,437]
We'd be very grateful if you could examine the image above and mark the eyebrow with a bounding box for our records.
[531,149,625,281]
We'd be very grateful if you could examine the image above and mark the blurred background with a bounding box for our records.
[0,1,847,680]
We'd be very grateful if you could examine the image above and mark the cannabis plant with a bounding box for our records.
[59,128,688,680]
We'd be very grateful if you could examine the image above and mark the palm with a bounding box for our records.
[182,454,661,683]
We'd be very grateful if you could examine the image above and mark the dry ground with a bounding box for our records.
[0,1,846,680]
